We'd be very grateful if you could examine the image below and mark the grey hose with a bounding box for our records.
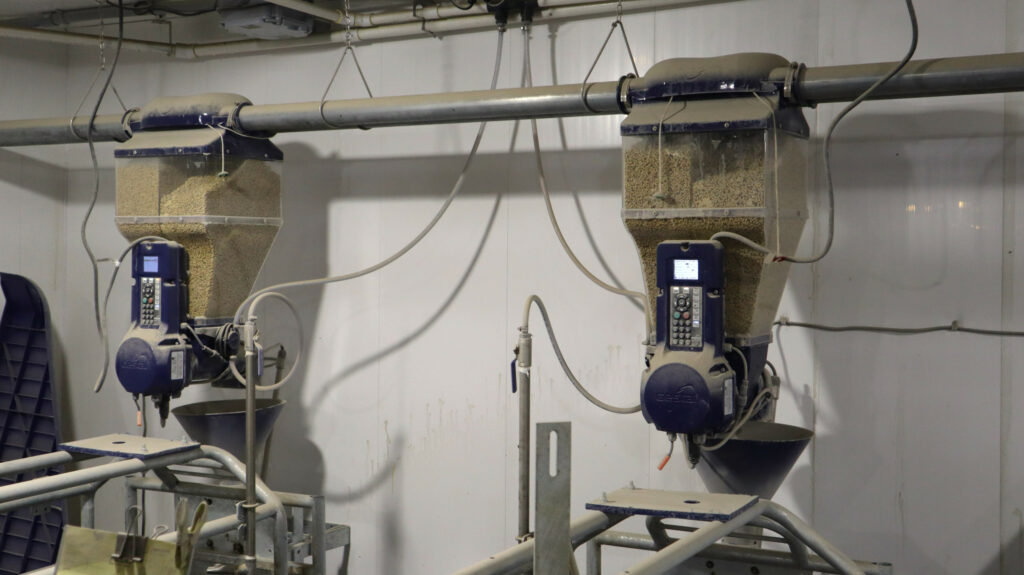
[522,295,641,415]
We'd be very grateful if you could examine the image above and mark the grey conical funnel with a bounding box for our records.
[696,422,813,499]
[172,399,286,463]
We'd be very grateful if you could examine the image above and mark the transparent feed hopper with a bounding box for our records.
[114,106,283,325]
[621,60,810,340]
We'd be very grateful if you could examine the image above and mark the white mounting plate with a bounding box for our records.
[585,488,759,522]
[60,434,200,460]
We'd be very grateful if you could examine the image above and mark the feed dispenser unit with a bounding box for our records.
[624,54,813,495]
[115,93,283,327]
[113,94,283,420]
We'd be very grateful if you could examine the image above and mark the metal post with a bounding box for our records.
[586,540,602,575]
[516,330,532,540]
[312,495,327,575]
[534,422,572,574]
[79,482,106,529]
[244,320,259,575]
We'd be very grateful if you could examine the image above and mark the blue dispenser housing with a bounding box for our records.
[641,241,737,436]
[115,241,191,421]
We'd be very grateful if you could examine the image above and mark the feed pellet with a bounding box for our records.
[116,157,281,320]
[622,131,805,337]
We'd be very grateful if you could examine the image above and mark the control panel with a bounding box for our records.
[655,241,724,352]
[668,286,701,350]
[140,275,161,328]
[129,245,187,332]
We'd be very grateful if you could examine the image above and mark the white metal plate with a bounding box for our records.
[586,489,759,522]
[60,434,200,460]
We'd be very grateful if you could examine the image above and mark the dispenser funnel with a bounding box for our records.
[172,399,285,463]
[696,421,812,499]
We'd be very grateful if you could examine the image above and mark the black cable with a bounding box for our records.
[449,0,476,10]
[775,319,1024,338]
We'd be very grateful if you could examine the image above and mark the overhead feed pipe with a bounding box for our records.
[3,52,1024,148]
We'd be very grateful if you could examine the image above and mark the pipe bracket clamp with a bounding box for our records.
[783,61,806,106]
[617,74,636,114]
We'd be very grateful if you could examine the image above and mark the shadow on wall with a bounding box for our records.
[253,140,626,572]
[776,109,1007,573]
[0,150,75,517]
[254,142,331,496]
[272,146,622,424]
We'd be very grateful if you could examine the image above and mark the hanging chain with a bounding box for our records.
[319,0,374,128]
[579,0,640,113]
[343,0,354,49]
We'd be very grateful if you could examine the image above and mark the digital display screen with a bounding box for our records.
[143,256,159,274]
[673,259,699,281]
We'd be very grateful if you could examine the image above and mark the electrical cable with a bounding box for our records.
[232,27,505,326]
[725,344,749,403]
[522,23,653,337]
[523,295,641,415]
[775,318,1024,337]
[448,0,477,10]
[227,292,304,392]
[659,431,675,468]
[93,236,169,392]
[84,0,125,391]
[180,323,222,359]
[711,0,919,264]
[701,384,775,452]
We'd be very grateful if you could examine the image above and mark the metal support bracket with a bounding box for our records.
[534,422,572,575]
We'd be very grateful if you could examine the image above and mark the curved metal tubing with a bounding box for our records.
[0,449,198,505]
[452,510,627,575]
[0,450,75,478]
[617,500,769,575]
[762,502,866,575]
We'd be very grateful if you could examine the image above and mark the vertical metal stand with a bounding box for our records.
[244,320,259,574]
[516,330,532,540]
[534,422,572,574]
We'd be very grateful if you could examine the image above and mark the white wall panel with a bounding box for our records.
[33,1,1024,573]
